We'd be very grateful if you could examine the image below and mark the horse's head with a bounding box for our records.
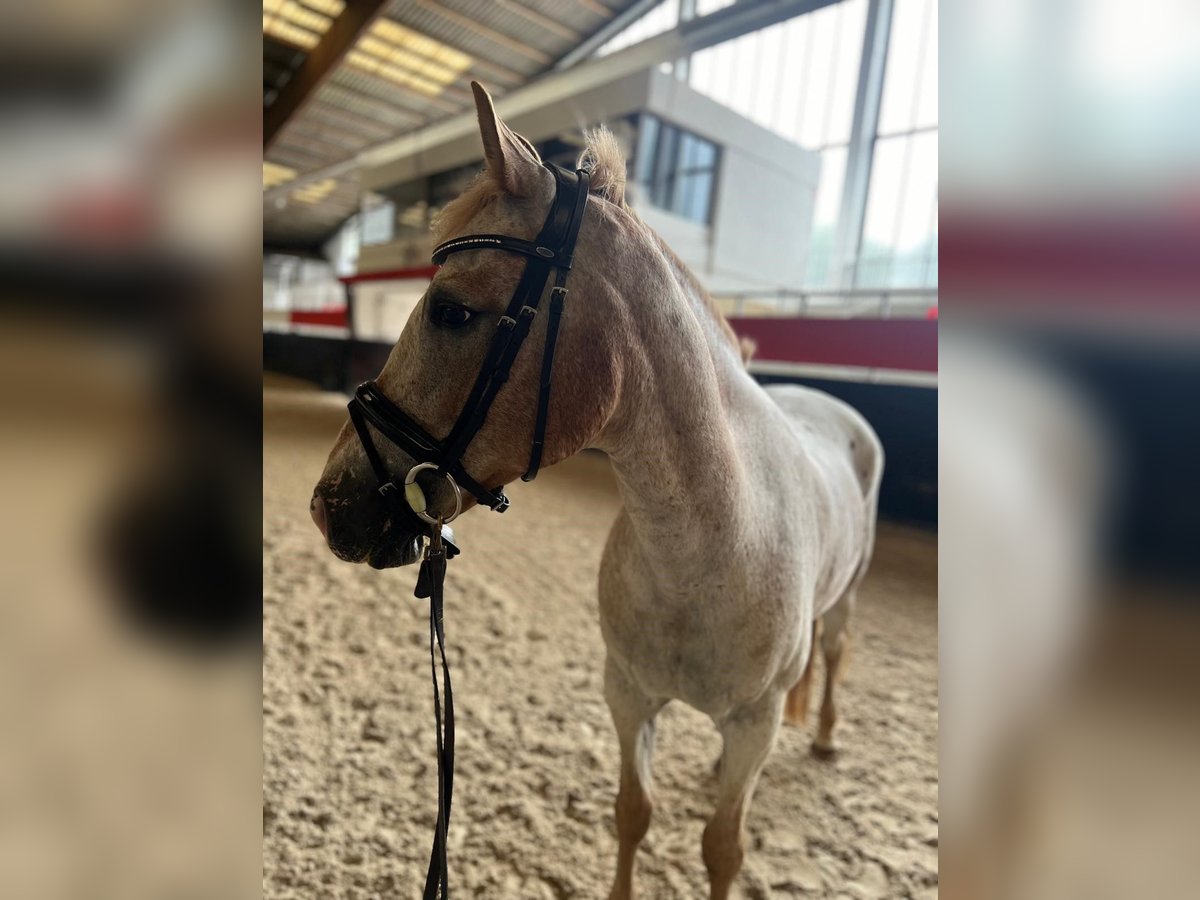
[311,83,629,567]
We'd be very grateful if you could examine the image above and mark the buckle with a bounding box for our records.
[378,481,397,497]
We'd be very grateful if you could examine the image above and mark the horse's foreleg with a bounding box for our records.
[605,657,663,900]
[703,692,783,900]
[813,591,854,758]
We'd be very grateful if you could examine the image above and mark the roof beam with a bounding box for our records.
[555,0,665,69]
[264,0,390,149]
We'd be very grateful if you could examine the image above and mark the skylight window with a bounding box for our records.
[263,0,343,49]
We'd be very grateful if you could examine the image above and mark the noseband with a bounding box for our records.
[347,162,591,524]
[344,161,590,900]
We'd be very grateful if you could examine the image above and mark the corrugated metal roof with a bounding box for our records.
[264,0,633,247]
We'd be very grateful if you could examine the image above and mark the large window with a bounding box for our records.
[688,0,870,287]
[633,115,720,224]
[857,0,938,287]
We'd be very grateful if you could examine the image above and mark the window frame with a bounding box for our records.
[633,113,722,226]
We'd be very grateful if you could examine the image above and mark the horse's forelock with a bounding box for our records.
[432,173,501,244]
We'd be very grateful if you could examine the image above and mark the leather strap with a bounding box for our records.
[523,168,589,481]
[351,383,509,511]
[523,281,566,481]
[431,234,573,268]
[414,543,453,899]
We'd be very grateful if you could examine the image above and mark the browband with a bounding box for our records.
[431,234,575,268]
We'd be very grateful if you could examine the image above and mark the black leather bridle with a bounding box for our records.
[347,162,591,522]
[345,161,591,900]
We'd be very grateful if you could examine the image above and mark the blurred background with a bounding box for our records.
[941,1,1200,896]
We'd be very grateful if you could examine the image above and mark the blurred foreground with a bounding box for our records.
[941,0,1200,896]
[0,2,260,898]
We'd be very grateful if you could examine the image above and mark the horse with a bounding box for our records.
[311,82,883,900]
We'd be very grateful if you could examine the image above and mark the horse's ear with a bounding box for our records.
[471,81,542,197]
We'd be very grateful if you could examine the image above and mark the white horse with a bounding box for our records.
[312,83,883,899]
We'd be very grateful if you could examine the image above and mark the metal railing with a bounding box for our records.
[713,288,937,319]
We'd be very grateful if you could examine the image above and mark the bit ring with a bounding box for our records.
[404,463,462,526]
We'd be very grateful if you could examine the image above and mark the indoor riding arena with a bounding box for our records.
[264,1,938,897]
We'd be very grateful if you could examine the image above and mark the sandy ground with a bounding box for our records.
[264,376,938,899]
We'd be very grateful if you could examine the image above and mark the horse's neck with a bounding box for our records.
[596,254,762,567]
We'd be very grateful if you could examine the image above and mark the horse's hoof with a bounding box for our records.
[810,742,838,761]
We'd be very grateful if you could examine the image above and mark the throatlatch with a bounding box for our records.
[345,161,591,899]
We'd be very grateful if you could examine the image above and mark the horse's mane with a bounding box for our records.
[433,129,752,364]
[578,127,626,207]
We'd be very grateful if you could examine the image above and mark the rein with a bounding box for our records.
[346,162,591,898]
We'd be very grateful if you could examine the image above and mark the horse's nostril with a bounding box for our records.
[310,493,329,540]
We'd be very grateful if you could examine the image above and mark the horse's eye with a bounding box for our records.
[431,302,474,329]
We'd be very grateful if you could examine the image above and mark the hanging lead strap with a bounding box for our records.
[414,522,454,899]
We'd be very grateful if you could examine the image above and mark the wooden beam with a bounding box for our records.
[264,0,390,149]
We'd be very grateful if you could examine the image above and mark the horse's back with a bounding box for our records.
[763,383,883,613]
[763,383,883,503]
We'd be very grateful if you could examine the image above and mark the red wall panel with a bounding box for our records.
[727,317,937,372]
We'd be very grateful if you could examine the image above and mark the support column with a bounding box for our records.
[830,0,894,290]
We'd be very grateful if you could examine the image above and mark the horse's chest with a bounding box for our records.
[599,567,804,711]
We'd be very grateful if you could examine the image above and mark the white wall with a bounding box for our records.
[352,280,427,344]
[636,203,711,270]
[644,70,817,294]
[708,149,814,292]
